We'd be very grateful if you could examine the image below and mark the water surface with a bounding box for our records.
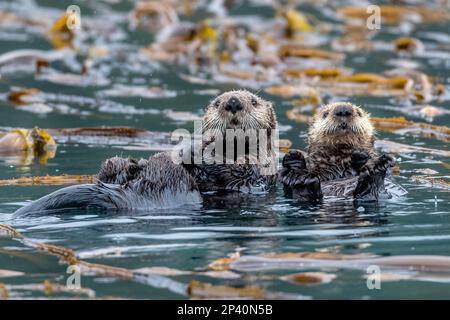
[0,0,449,299]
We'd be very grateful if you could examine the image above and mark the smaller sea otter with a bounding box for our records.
[280,102,406,201]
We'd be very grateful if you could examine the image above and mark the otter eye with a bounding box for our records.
[323,111,329,118]
[214,99,220,107]
[357,110,362,116]
[251,98,258,106]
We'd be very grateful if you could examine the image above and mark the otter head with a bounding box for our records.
[202,90,276,135]
[309,102,374,147]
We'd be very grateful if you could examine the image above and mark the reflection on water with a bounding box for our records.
[0,0,449,299]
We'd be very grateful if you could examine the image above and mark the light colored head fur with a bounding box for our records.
[202,90,277,136]
[308,102,374,148]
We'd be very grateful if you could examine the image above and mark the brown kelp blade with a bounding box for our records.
[0,224,301,299]
[0,175,93,186]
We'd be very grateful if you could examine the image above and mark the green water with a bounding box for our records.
[0,0,449,299]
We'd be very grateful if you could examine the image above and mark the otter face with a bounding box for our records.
[202,90,276,134]
[310,102,373,137]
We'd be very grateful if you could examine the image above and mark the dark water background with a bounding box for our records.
[0,0,449,299]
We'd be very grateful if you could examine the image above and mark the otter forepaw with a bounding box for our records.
[353,154,394,200]
[302,174,323,200]
[366,154,395,176]
[375,154,395,172]
[351,150,370,172]
[286,173,323,201]
[282,150,306,170]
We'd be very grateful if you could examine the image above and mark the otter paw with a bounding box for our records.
[291,174,323,201]
[354,154,394,200]
[351,150,370,171]
[304,174,323,199]
[282,149,306,170]
[376,154,396,170]
[367,154,395,175]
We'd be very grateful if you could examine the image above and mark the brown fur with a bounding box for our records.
[185,90,278,192]
[203,90,277,134]
[307,102,377,181]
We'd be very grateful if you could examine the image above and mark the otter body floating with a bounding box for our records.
[14,153,201,216]
[280,102,407,201]
[14,91,278,215]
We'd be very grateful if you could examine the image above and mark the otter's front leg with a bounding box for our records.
[351,150,370,172]
[354,154,395,200]
[280,150,323,201]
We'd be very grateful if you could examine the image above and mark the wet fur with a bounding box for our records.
[184,90,278,193]
[14,153,201,216]
[14,90,278,215]
[280,102,406,201]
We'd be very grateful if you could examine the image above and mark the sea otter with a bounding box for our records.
[13,152,202,215]
[14,90,278,215]
[182,90,278,193]
[280,102,406,201]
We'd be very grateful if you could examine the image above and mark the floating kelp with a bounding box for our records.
[0,49,75,74]
[263,251,377,260]
[338,6,450,25]
[415,105,450,121]
[265,84,320,100]
[131,1,179,31]
[2,281,96,299]
[334,73,411,90]
[0,283,8,299]
[133,267,240,280]
[371,117,450,142]
[47,126,149,138]
[163,110,202,122]
[0,224,23,238]
[381,104,450,122]
[140,19,218,63]
[208,251,241,271]
[278,44,345,61]
[98,85,177,98]
[0,127,57,165]
[375,140,450,157]
[394,37,424,54]
[47,13,77,49]
[280,272,336,286]
[8,88,88,116]
[0,10,47,29]
[0,175,93,187]
[230,252,450,284]
[411,176,450,191]
[44,127,173,150]
[0,224,303,299]
[283,67,345,80]
[187,280,265,299]
[287,107,450,142]
[8,88,41,105]
[204,250,450,285]
[267,69,441,100]
[187,280,309,299]
[37,71,111,87]
[281,9,314,38]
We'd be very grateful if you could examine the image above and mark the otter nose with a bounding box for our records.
[334,105,353,117]
[224,97,242,114]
